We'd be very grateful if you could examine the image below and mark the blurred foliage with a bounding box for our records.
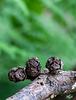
[0,0,76,99]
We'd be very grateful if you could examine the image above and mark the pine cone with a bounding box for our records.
[8,66,26,82]
[25,57,42,77]
[46,56,64,74]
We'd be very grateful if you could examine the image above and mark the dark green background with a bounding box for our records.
[0,0,76,100]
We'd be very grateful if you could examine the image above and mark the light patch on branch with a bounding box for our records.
[72,82,76,89]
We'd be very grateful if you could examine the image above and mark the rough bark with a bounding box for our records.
[6,71,76,100]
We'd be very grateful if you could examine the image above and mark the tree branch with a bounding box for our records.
[6,71,76,100]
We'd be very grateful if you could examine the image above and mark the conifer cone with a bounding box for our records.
[25,57,42,77]
[46,56,64,74]
[8,66,26,82]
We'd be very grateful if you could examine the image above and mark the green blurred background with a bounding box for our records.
[0,0,76,99]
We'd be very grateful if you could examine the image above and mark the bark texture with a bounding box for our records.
[6,71,76,100]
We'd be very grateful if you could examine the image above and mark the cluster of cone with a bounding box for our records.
[8,56,64,82]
